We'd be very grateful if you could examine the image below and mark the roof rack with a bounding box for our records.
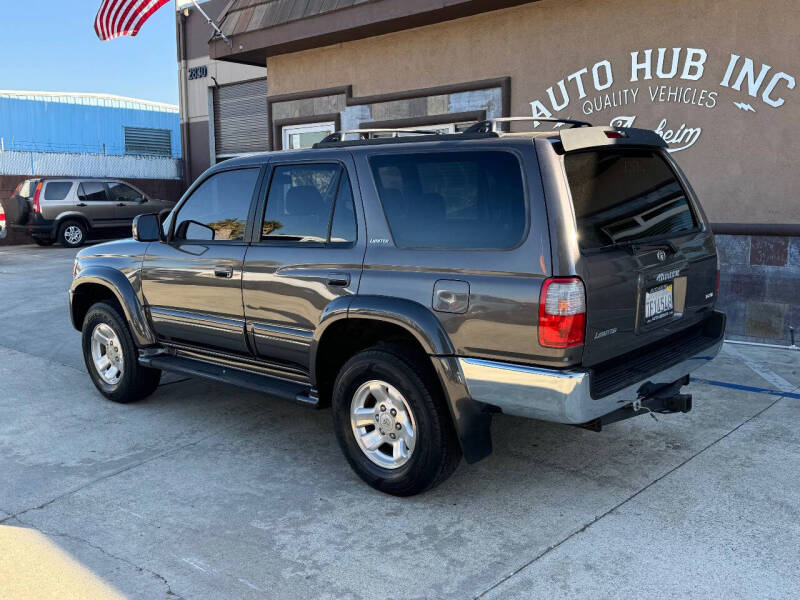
[318,128,443,144]
[463,117,593,133]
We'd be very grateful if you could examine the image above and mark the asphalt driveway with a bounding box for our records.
[1,244,798,599]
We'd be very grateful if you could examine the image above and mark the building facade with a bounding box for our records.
[178,0,800,344]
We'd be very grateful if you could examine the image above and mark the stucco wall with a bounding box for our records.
[266,0,800,226]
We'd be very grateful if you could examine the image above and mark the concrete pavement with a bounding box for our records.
[1,244,798,599]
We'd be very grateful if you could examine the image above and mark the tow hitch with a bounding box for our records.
[578,376,692,432]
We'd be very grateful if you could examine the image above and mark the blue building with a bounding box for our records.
[0,91,180,156]
[0,90,181,181]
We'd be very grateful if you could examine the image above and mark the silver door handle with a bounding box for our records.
[214,265,233,278]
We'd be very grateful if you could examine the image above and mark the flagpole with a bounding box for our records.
[190,0,232,47]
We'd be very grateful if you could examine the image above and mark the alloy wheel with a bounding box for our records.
[91,323,124,385]
[350,379,417,469]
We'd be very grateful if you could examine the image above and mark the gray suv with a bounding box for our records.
[4,177,174,247]
[69,119,725,496]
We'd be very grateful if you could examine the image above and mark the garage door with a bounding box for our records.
[212,78,268,159]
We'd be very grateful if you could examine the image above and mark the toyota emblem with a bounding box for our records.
[656,250,667,262]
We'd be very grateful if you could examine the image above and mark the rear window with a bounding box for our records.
[369,151,526,249]
[16,180,38,199]
[44,182,72,201]
[565,150,699,250]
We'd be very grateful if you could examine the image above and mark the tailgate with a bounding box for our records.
[563,148,718,367]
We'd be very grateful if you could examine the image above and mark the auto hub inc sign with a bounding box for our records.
[529,48,796,152]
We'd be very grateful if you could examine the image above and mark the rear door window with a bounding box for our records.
[369,151,526,249]
[262,164,341,242]
[564,150,699,250]
[79,182,110,202]
[44,182,72,201]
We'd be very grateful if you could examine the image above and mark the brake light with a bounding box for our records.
[32,181,43,213]
[605,130,627,139]
[538,277,586,348]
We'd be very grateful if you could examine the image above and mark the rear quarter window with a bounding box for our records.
[44,182,72,201]
[565,149,699,250]
[369,151,526,249]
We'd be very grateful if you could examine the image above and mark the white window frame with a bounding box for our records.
[282,122,336,150]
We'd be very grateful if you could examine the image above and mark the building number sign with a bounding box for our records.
[188,65,208,80]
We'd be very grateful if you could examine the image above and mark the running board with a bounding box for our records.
[139,353,319,408]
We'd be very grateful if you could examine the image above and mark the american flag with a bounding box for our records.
[94,0,171,41]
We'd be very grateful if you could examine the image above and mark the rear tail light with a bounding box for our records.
[32,181,43,213]
[715,253,720,300]
[538,277,586,348]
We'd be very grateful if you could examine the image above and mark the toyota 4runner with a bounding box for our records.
[69,118,725,496]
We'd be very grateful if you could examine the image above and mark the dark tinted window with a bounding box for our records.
[369,151,526,249]
[565,150,699,250]
[108,182,142,202]
[174,168,259,242]
[44,182,72,201]
[262,164,340,242]
[330,172,357,243]
[80,182,108,202]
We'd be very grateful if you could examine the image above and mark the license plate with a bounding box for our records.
[644,283,674,324]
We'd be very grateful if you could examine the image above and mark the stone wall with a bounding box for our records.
[716,234,799,344]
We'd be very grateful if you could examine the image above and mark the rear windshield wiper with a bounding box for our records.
[583,238,678,255]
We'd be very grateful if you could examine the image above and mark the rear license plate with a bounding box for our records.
[644,283,674,324]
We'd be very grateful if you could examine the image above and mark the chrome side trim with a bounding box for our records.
[458,333,724,424]
[149,307,245,331]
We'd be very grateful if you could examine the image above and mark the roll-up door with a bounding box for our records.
[212,78,268,159]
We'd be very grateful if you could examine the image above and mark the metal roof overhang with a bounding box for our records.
[210,0,539,66]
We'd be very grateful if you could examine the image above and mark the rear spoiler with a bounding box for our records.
[560,127,667,152]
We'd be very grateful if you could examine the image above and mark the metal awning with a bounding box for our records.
[211,0,539,65]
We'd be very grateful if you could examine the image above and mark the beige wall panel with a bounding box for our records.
[267,0,800,225]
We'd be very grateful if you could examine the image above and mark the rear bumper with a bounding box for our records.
[10,220,55,237]
[458,311,725,424]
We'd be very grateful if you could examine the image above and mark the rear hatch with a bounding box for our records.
[2,179,39,226]
[564,147,718,367]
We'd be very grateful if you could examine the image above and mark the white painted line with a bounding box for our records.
[723,343,796,393]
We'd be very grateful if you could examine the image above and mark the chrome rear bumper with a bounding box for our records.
[458,313,725,425]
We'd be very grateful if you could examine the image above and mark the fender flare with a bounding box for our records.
[311,295,492,463]
[70,266,156,347]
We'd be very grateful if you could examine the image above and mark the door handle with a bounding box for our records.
[326,272,350,287]
[117,203,126,207]
[76,203,87,207]
[214,265,234,278]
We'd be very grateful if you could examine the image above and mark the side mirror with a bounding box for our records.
[132,213,161,242]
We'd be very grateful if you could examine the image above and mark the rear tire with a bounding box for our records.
[82,302,161,403]
[59,220,86,248]
[332,344,461,496]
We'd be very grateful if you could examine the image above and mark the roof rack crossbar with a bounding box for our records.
[463,117,592,134]
[318,128,444,144]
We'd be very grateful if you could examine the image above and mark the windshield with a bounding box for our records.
[564,150,699,250]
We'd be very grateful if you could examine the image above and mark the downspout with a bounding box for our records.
[178,10,192,190]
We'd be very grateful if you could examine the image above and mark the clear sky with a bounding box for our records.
[1,1,179,105]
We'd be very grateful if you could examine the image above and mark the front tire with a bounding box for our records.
[82,302,161,403]
[59,220,86,248]
[332,345,461,496]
